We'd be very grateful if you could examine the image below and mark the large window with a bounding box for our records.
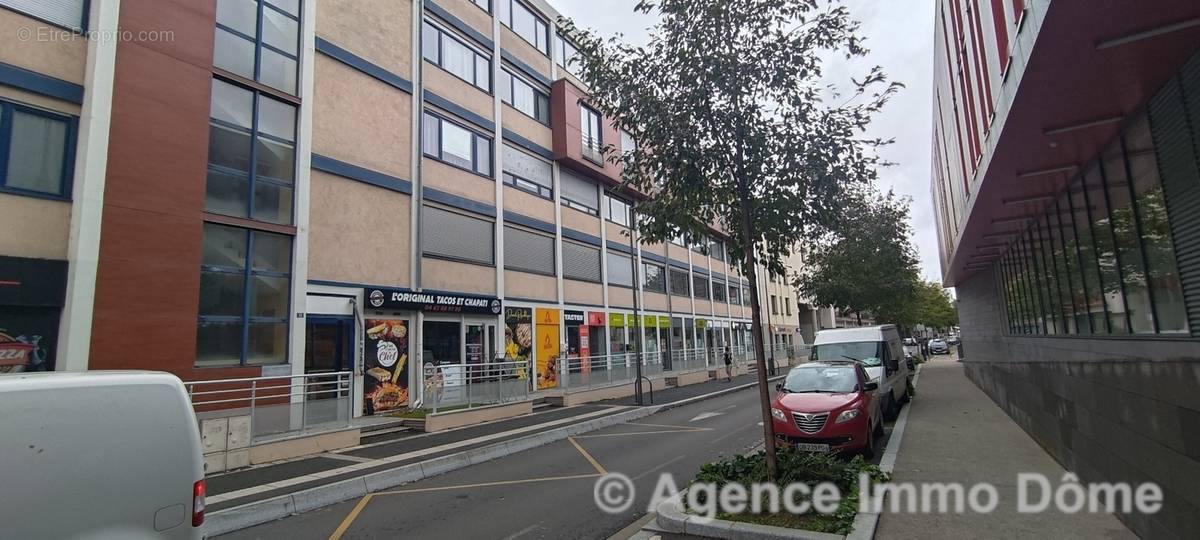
[581,105,603,163]
[556,34,581,77]
[641,262,666,293]
[197,223,292,366]
[712,280,727,302]
[207,78,297,225]
[424,22,492,93]
[214,0,300,94]
[607,252,634,287]
[693,274,709,300]
[502,144,552,198]
[498,0,548,54]
[500,69,549,124]
[423,112,493,177]
[470,0,489,12]
[423,205,494,265]
[669,268,690,297]
[709,239,725,262]
[728,284,741,305]
[604,195,631,227]
[0,99,76,199]
[504,225,554,275]
[996,106,1190,336]
[560,168,599,215]
[563,241,601,282]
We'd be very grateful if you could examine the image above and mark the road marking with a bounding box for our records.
[336,405,584,453]
[631,454,688,481]
[321,452,375,464]
[628,422,710,430]
[573,428,711,439]
[688,411,724,422]
[568,436,608,475]
[209,406,625,504]
[501,522,542,540]
[327,493,374,540]
[709,422,757,445]
[375,473,601,495]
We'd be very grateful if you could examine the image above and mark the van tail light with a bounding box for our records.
[192,479,206,527]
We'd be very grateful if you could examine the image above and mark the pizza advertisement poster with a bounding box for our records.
[363,318,409,415]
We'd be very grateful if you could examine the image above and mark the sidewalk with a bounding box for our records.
[875,355,1136,539]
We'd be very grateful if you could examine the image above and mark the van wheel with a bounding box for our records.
[900,383,911,404]
[874,418,885,437]
[883,395,897,421]
[863,422,877,459]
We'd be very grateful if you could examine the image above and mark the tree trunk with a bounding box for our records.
[856,311,862,326]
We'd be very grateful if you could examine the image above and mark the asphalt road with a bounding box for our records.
[221,382,897,540]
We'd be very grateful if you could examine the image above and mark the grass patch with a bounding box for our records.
[686,448,888,535]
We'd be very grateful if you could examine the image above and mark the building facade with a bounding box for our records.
[0,0,817,415]
[931,0,1200,536]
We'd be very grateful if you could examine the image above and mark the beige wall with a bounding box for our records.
[643,292,669,312]
[608,286,633,308]
[436,0,493,40]
[666,244,690,263]
[0,194,70,260]
[0,9,86,83]
[313,56,410,177]
[424,160,496,205]
[561,206,600,236]
[502,186,554,223]
[563,279,602,306]
[500,29,551,78]
[641,241,667,259]
[502,104,552,149]
[694,299,713,316]
[307,172,411,286]
[424,64,494,121]
[316,0,412,78]
[605,222,633,246]
[422,257,496,295]
[505,270,556,301]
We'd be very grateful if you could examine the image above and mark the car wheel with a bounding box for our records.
[874,417,885,436]
[863,422,877,459]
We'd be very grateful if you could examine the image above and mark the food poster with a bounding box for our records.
[0,308,58,373]
[504,307,533,380]
[535,308,560,390]
[363,319,410,415]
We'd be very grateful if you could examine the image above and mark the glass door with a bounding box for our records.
[305,317,352,374]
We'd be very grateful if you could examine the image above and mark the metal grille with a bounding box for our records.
[562,240,601,282]
[669,269,690,296]
[607,251,634,286]
[423,205,493,264]
[792,412,829,434]
[504,225,554,275]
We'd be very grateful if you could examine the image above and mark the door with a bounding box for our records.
[305,317,353,374]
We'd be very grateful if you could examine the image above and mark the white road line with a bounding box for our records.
[632,454,688,481]
[209,406,627,504]
[501,523,542,540]
[320,453,375,464]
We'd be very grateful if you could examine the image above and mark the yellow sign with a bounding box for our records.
[609,313,626,327]
[536,308,561,325]
[535,308,560,390]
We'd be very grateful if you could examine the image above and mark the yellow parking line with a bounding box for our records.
[627,422,713,430]
[327,493,374,540]
[574,429,712,438]
[375,473,600,495]
[568,436,608,475]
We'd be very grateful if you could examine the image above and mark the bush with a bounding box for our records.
[688,448,889,534]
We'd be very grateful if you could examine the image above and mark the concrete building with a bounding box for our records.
[0,0,812,415]
[930,0,1200,536]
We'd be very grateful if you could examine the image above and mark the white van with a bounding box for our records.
[811,325,911,420]
[0,372,206,539]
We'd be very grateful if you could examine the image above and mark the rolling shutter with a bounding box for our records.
[562,240,600,281]
[504,225,554,275]
[502,144,551,188]
[606,252,633,286]
[560,168,598,211]
[423,205,494,264]
[2,0,85,30]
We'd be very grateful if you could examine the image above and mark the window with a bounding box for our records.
[498,0,548,54]
[556,34,581,77]
[771,295,778,315]
[423,205,494,265]
[641,262,665,293]
[562,241,601,282]
[0,100,76,199]
[502,144,552,198]
[709,239,725,262]
[728,285,740,305]
[423,22,492,92]
[743,286,751,306]
[693,274,709,299]
[690,234,708,254]
[423,112,493,177]
[712,280,727,302]
[504,225,554,275]
[500,69,549,124]
[214,0,300,94]
[785,299,792,316]
[604,195,631,227]
[560,168,599,215]
[669,268,690,297]
[669,231,686,246]
[581,105,603,163]
[207,79,296,224]
[620,129,636,155]
[196,222,292,366]
[1,0,86,30]
[471,0,489,12]
[607,252,634,287]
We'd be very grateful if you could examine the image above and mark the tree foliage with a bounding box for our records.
[795,190,922,325]
[914,281,958,330]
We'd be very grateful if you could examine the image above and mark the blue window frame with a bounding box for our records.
[422,20,492,93]
[214,0,301,95]
[422,111,493,178]
[500,68,549,125]
[498,0,549,55]
[471,0,490,14]
[207,77,298,225]
[197,222,293,367]
[0,99,77,200]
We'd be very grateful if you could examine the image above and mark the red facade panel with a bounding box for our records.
[990,0,1011,74]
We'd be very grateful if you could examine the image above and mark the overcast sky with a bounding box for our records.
[552,0,943,284]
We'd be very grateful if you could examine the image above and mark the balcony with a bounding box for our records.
[550,79,623,185]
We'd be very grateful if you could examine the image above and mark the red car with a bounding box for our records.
[771,361,884,457]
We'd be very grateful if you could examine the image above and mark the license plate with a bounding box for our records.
[794,442,830,452]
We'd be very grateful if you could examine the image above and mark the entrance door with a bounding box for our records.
[305,317,353,374]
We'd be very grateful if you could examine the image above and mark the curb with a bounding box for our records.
[205,373,775,536]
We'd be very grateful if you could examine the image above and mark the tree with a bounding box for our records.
[563,0,899,478]
[914,281,958,331]
[795,190,922,327]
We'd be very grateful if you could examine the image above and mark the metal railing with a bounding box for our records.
[425,360,530,412]
[186,371,353,440]
[559,352,664,391]
[668,347,713,373]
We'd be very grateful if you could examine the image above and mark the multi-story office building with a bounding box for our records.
[0,1,812,416]
[931,0,1200,535]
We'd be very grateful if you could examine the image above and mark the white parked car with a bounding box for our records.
[810,325,912,420]
[0,372,206,539]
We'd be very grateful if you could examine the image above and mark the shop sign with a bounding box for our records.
[586,311,606,326]
[696,318,707,328]
[658,316,671,329]
[563,310,585,326]
[609,313,626,327]
[503,308,532,381]
[642,315,656,328]
[365,287,501,315]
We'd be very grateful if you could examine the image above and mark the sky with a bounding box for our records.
[551,0,943,284]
